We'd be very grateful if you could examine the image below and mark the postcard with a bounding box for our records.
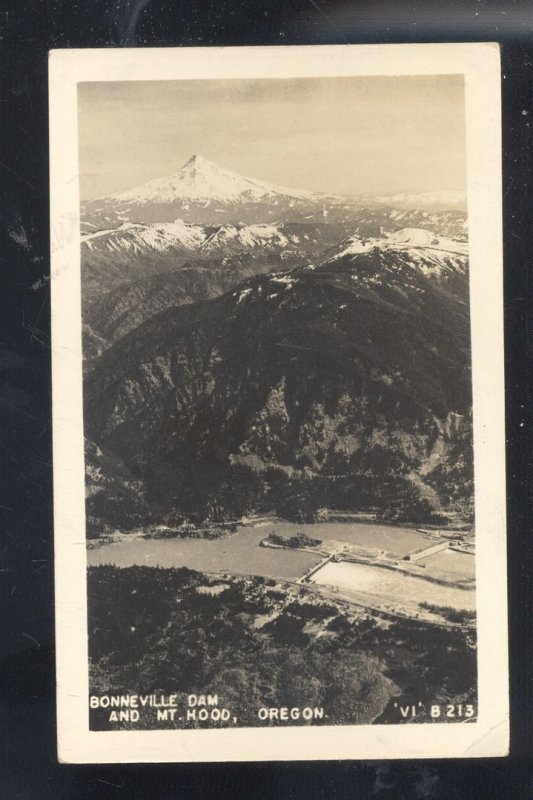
[50,43,508,762]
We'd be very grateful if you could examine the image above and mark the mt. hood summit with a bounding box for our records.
[113,154,318,204]
[82,155,335,227]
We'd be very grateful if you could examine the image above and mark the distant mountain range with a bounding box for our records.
[365,190,466,213]
[81,154,467,228]
[80,219,350,305]
[80,166,467,307]
[83,224,469,362]
[81,155,473,530]
[80,155,467,310]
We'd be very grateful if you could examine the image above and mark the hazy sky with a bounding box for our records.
[78,76,465,201]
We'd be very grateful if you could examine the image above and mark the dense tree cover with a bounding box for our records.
[87,566,476,731]
[426,421,475,521]
[87,451,453,536]
[86,401,473,535]
[266,531,322,548]
[168,461,451,526]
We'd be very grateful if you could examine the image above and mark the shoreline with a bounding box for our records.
[87,510,474,549]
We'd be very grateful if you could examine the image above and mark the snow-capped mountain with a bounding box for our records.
[82,155,333,227]
[113,154,318,205]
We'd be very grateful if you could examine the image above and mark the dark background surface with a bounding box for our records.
[0,1,531,798]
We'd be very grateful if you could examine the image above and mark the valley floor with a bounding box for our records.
[87,517,475,627]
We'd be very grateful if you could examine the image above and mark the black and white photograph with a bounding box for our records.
[50,44,508,762]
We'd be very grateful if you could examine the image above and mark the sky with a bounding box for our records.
[78,75,465,201]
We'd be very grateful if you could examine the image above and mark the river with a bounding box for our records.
[87,520,447,581]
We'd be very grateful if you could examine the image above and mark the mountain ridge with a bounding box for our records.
[82,225,468,362]
[80,220,350,306]
[84,248,473,527]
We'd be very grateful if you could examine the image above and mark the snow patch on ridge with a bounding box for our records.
[237,288,253,303]
[270,274,297,289]
[330,228,468,263]
[331,235,372,259]
[386,228,438,247]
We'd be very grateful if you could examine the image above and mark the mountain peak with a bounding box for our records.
[182,154,216,170]
[112,156,317,206]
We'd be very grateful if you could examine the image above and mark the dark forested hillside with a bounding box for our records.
[83,246,473,527]
[88,565,477,730]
